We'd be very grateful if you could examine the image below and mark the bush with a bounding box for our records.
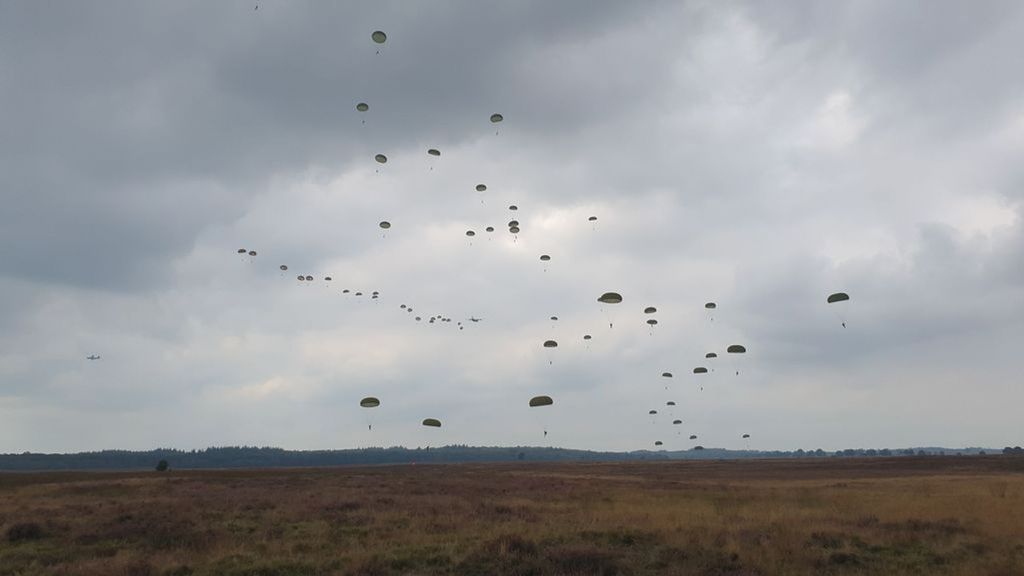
[156,459,169,472]
[6,522,44,542]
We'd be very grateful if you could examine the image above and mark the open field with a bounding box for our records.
[2,457,1023,575]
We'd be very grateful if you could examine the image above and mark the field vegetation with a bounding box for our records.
[2,456,1023,575]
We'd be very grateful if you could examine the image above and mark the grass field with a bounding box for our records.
[2,456,1023,575]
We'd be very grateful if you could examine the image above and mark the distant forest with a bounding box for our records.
[1,445,1019,471]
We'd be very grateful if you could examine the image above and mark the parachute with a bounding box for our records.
[324,276,332,282]
[476,184,487,192]
[237,248,247,254]
[742,434,750,439]
[304,275,313,282]
[549,316,558,321]
[643,307,657,314]
[485,226,495,233]
[427,148,441,156]
[583,334,592,340]
[356,102,369,112]
[827,292,851,327]
[248,250,257,257]
[705,352,717,359]
[508,220,519,228]
[693,367,708,374]
[466,230,475,237]
[529,396,553,407]
[540,255,550,262]
[705,302,717,309]
[588,216,597,222]
[509,205,518,211]
[654,441,663,446]
[490,113,503,123]
[646,319,658,326]
[379,221,391,229]
[727,345,746,354]
[666,401,676,406]
[279,265,288,271]
[509,226,520,234]
[648,410,658,415]
[689,434,698,440]
[296,275,304,281]
[422,418,441,428]
[374,154,388,164]
[662,372,673,378]
[598,292,623,304]
[542,340,558,348]
[371,31,387,44]
[360,397,380,408]
[672,419,682,425]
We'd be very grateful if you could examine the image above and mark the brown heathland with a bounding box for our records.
[2,456,1023,575]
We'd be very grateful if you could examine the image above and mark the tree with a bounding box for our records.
[155,460,169,472]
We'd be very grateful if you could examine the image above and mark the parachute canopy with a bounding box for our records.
[643,307,657,314]
[279,265,288,271]
[693,367,708,374]
[356,102,369,112]
[646,319,658,326]
[588,216,597,222]
[662,372,673,378]
[690,434,698,440]
[705,302,717,309]
[827,292,850,304]
[654,441,663,446]
[583,334,592,340]
[648,410,658,415]
[237,248,246,254]
[360,397,380,408]
[422,418,441,428]
[742,434,751,439]
[727,345,746,354]
[427,148,441,156]
[543,340,558,348]
[597,292,623,304]
[705,352,717,359]
[476,184,487,192]
[379,221,391,229]
[673,419,682,425]
[466,230,475,237]
[374,154,387,164]
[490,113,504,123]
[485,226,495,232]
[248,250,257,256]
[666,401,676,406]
[371,31,387,44]
[529,395,553,407]
[509,205,518,211]
[540,254,550,261]
[509,226,520,234]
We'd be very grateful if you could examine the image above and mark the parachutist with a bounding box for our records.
[543,430,547,438]
[842,322,846,328]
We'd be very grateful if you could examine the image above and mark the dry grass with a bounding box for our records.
[1,457,1023,575]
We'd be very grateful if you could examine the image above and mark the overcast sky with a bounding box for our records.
[2,1,1022,454]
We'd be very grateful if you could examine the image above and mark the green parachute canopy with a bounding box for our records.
[654,441,663,446]
[646,319,658,326]
[379,221,391,229]
[583,334,592,340]
[371,31,387,44]
[690,434,698,440]
[356,102,369,112]
[360,397,380,408]
[648,410,658,415]
[666,401,676,406]
[543,340,558,348]
[374,154,387,164]
[540,254,550,261]
[248,250,257,256]
[693,367,708,374]
[742,434,751,439]
[466,230,475,237]
[597,292,623,304]
[588,216,597,221]
[476,184,487,192]
[673,419,682,425]
[237,248,246,254]
[705,352,717,359]
[705,302,716,309]
[529,395,553,407]
[827,292,850,303]
[490,113,504,123]
[643,307,657,314]
[727,345,746,354]
[427,148,440,156]
[422,418,441,428]
[279,264,288,271]
[662,372,673,378]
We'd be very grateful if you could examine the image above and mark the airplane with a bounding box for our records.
[86,355,101,361]
[467,317,484,323]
